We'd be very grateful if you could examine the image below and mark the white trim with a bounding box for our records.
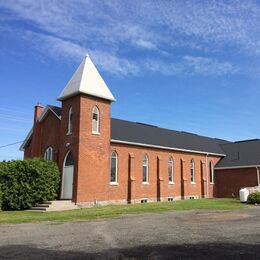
[142,154,149,183]
[92,106,100,134]
[19,128,33,151]
[38,106,61,122]
[209,160,214,184]
[169,182,175,185]
[44,146,53,161]
[190,159,195,183]
[215,165,260,170]
[110,139,226,157]
[67,107,73,135]
[168,157,174,183]
[110,151,118,183]
[61,150,74,200]
[109,182,119,186]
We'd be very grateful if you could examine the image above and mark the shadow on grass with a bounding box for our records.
[0,242,259,259]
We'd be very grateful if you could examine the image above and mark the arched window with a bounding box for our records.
[209,161,214,184]
[190,159,195,183]
[92,106,100,134]
[44,147,53,161]
[64,151,74,166]
[169,157,174,183]
[110,151,118,183]
[67,107,73,134]
[142,155,149,183]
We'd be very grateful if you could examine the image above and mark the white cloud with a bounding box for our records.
[0,0,259,77]
[21,30,139,76]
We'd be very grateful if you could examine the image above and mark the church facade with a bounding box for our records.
[20,55,260,206]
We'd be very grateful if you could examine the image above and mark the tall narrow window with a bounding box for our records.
[142,155,149,183]
[110,151,118,183]
[190,159,195,183]
[92,106,100,134]
[44,147,53,161]
[169,157,174,183]
[67,107,73,134]
[209,161,214,184]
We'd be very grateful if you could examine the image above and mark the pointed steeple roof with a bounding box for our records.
[58,55,115,101]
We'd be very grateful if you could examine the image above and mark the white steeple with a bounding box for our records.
[58,55,115,101]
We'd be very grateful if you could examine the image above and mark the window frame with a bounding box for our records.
[168,157,174,184]
[142,154,149,184]
[110,151,118,185]
[44,147,53,161]
[190,159,195,183]
[92,106,100,134]
[67,107,73,135]
[209,161,214,184]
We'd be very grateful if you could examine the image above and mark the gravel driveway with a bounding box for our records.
[0,207,259,259]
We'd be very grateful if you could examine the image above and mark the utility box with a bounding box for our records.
[239,188,249,202]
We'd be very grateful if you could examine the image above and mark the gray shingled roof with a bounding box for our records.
[27,106,260,166]
[111,118,228,155]
[215,139,260,168]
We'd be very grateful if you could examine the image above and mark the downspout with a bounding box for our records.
[256,166,260,186]
[205,153,209,198]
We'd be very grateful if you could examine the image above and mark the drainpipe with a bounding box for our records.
[256,167,260,186]
[205,153,209,198]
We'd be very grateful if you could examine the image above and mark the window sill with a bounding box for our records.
[210,182,214,185]
[169,182,175,185]
[66,132,72,136]
[191,182,196,184]
[110,182,119,186]
[142,182,149,185]
[92,132,100,135]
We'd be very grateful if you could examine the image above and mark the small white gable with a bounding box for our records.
[58,55,115,101]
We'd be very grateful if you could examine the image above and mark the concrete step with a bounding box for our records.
[30,206,48,211]
[35,203,50,208]
[29,200,80,212]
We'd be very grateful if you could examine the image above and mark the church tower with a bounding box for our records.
[58,55,115,204]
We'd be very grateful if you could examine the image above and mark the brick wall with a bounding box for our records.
[106,143,221,203]
[215,167,258,197]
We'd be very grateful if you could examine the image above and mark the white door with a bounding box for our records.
[62,166,74,199]
[62,151,74,199]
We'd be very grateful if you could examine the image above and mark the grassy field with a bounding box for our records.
[0,199,246,225]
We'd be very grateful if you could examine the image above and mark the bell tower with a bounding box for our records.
[58,55,115,204]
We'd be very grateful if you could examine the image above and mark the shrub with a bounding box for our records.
[247,192,260,204]
[0,158,60,210]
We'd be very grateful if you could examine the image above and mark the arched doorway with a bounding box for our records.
[61,151,74,199]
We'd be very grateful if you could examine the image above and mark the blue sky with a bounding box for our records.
[0,0,259,160]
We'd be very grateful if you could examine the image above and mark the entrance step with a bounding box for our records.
[29,200,80,212]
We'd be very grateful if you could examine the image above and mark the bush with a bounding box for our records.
[247,192,260,204]
[0,158,60,210]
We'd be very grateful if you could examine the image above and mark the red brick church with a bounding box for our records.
[20,55,260,206]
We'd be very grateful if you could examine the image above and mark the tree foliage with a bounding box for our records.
[0,158,60,210]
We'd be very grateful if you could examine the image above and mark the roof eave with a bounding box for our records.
[215,165,260,170]
[19,128,33,151]
[57,91,116,102]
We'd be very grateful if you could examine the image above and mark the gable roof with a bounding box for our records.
[57,55,115,102]
[215,139,260,169]
[111,118,228,156]
[38,105,61,122]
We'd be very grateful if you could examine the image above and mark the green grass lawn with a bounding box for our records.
[0,199,246,225]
